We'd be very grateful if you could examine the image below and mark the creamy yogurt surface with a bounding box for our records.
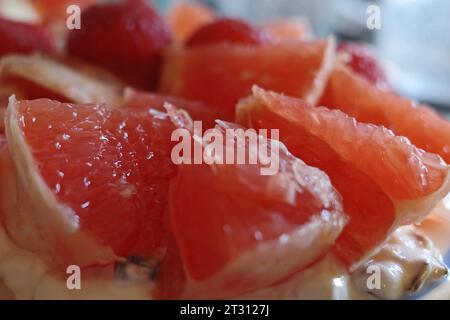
[1,215,449,300]
[0,225,152,300]
[1,196,449,300]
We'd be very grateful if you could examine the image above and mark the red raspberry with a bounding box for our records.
[0,17,54,56]
[186,18,274,47]
[338,42,390,90]
[67,0,172,90]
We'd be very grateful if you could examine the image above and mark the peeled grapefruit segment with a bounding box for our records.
[237,87,450,265]
[159,38,336,119]
[122,88,221,129]
[157,121,347,299]
[167,1,216,43]
[320,65,450,163]
[1,97,177,267]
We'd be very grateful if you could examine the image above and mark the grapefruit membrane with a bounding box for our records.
[237,87,450,266]
[0,54,124,105]
[1,96,177,267]
[159,38,336,120]
[122,88,222,129]
[157,119,347,299]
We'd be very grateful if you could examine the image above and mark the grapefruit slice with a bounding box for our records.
[0,54,123,105]
[320,65,450,163]
[237,87,450,265]
[157,120,347,298]
[1,97,177,267]
[159,38,336,120]
[167,1,216,43]
[122,88,221,129]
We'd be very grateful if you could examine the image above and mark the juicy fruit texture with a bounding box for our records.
[320,65,450,164]
[122,88,221,129]
[167,1,216,43]
[4,98,177,265]
[0,17,53,57]
[67,0,172,90]
[157,122,347,298]
[186,18,274,47]
[159,39,335,119]
[237,87,449,264]
[337,42,390,90]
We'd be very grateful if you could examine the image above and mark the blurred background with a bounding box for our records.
[0,0,448,115]
[156,0,450,117]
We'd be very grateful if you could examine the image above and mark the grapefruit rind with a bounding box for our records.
[2,96,115,267]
